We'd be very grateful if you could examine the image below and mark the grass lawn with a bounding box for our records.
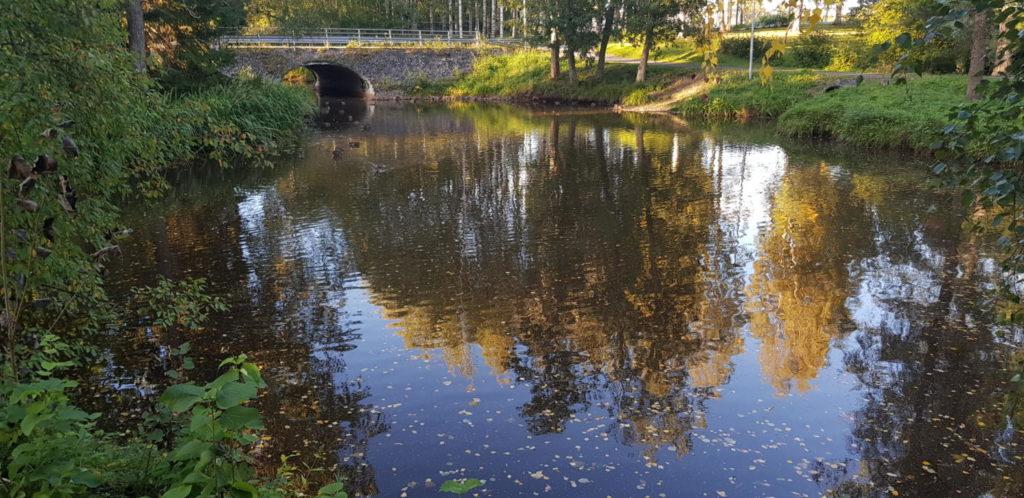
[414,50,684,106]
[675,72,966,150]
[606,39,701,64]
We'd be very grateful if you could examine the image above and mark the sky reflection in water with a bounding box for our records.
[107,102,1024,497]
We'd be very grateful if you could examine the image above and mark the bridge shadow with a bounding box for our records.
[304,62,375,99]
[316,98,374,129]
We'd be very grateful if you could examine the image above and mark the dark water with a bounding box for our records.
[105,102,1024,497]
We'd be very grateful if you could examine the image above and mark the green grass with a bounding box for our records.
[675,71,827,119]
[720,25,860,40]
[606,39,701,64]
[777,75,966,150]
[418,51,683,106]
[167,78,317,169]
[675,72,966,151]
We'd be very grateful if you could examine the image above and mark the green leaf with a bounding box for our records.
[240,363,265,388]
[183,357,195,370]
[220,405,263,430]
[440,479,485,494]
[317,482,348,498]
[231,481,259,497]
[162,485,192,498]
[206,369,239,391]
[20,410,53,436]
[215,381,258,409]
[170,439,213,462]
[160,384,206,413]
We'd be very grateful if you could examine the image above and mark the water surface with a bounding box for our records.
[106,102,1023,497]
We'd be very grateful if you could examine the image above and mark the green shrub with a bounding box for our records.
[754,13,794,28]
[788,32,834,68]
[720,36,771,60]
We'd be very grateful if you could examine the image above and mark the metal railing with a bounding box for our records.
[216,27,519,48]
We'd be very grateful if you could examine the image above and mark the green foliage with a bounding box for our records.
[145,0,248,91]
[720,35,772,60]
[177,79,316,168]
[0,379,101,496]
[0,2,320,497]
[752,13,795,29]
[904,0,1024,422]
[788,32,835,68]
[859,0,966,72]
[132,278,228,330]
[150,354,267,497]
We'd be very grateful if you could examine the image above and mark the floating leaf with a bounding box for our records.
[440,478,484,494]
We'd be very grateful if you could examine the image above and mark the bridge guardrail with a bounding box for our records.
[215,27,521,48]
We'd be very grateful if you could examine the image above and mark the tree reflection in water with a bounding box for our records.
[104,103,1022,496]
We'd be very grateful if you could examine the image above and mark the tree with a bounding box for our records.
[624,0,687,82]
[966,7,988,100]
[524,0,599,83]
[144,0,247,90]
[596,0,620,78]
[127,0,145,72]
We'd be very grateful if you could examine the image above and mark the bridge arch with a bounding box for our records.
[303,62,375,99]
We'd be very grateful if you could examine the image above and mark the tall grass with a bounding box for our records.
[168,78,316,169]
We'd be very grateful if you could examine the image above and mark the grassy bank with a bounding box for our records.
[175,79,316,168]
[417,51,682,106]
[676,73,966,150]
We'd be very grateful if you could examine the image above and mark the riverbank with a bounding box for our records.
[416,51,966,153]
[411,51,686,106]
[676,72,966,151]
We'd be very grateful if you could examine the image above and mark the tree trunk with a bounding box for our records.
[596,0,616,78]
[458,0,464,37]
[834,1,843,24]
[993,19,1011,75]
[636,25,654,83]
[522,0,528,38]
[567,49,578,84]
[127,0,145,73]
[549,30,561,80]
[789,0,804,35]
[967,9,988,100]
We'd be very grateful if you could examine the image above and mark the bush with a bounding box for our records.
[755,13,794,28]
[788,32,834,68]
[720,36,771,60]
[826,38,873,71]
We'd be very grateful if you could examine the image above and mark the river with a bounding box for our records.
[102,101,1023,497]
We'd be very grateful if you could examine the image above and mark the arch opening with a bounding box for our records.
[303,62,375,99]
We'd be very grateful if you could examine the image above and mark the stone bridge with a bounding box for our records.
[224,47,483,98]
